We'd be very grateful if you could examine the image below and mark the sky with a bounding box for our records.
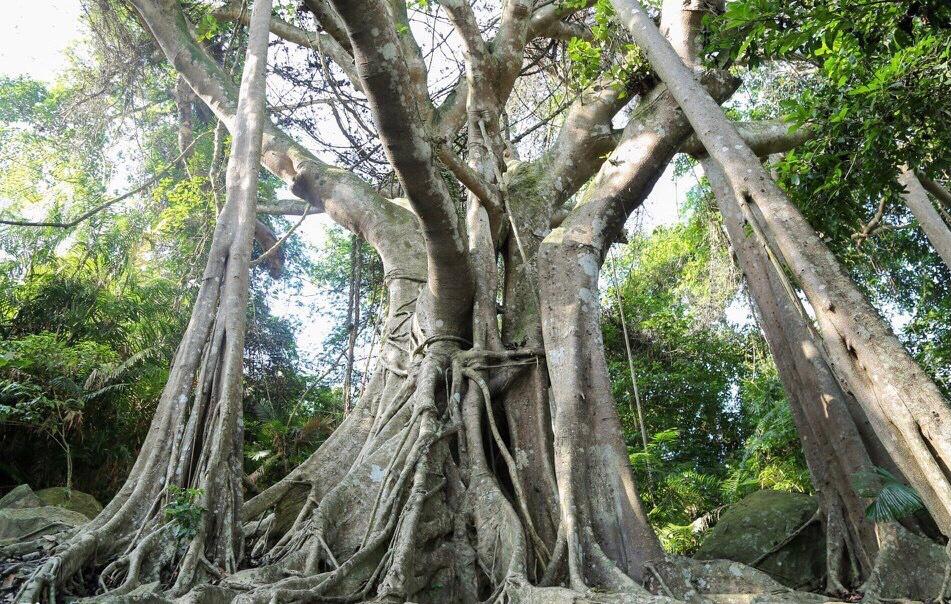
[0,0,688,218]
[0,1,83,84]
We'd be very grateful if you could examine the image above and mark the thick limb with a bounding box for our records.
[706,157,879,589]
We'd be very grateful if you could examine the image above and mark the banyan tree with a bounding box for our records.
[4,0,951,602]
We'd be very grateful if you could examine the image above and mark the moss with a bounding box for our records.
[35,487,103,520]
[695,490,824,590]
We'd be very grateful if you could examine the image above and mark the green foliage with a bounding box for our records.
[164,486,204,540]
[195,12,221,42]
[0,64,334,498]
[0,333,129,489]
[706,0,951,397]
[564,0,649,95]
[307,226,384,386]
[606,200,809,554]
[721,362,811,499]
[853,467,926,522]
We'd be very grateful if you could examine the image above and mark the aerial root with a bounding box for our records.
[227,361,450,603]
[96,524,171,597]
[13,531,98,604]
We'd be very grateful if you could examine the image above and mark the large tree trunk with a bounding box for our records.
[611,0,951,536]
[11,1,272,600]
[899,168,951,271]
[706,157,882,592]
[4,0,863,601]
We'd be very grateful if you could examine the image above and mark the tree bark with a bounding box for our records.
[342,234,363,415]
[899,168,951,271]
[918,173,951,214]
[610,0,951,535]
[12,1,272,600]
[706,157,881,591]
[4,0,860,601]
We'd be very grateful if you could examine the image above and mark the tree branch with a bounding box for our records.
[301,0,351,53]
[256,199,317,215]
[527,0,595,41]
[129,0,423,277]
[494,0,534,93]
[681,120,813,158]
[918,173,951,213]
[250,204,313,269]
[212,1,361,90]
[331,0,473,327]
[0,132,208,228]
[434,144,498,212]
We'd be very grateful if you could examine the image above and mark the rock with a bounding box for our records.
[177,585,240,604]
[108,581,174,603]
[660,557,832,603]
[694,490,825,591]
[860,523,949,602]
[35,487,103,519]
[0,484,43,509]
[0,506,88,542]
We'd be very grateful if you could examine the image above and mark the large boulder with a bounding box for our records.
[0,506,88,543]
[0,484,100,545]
[695,490,824,590]
[35,486,103,519]
[861,523,949,602]
[0,484,43,509]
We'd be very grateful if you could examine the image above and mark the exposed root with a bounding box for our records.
[2,308,858,604]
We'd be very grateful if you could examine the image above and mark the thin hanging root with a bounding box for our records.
[376,428,440,599]
[463,367,551,566]
[317,534,340,569]
[539,522,567,587]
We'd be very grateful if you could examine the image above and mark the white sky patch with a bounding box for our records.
[0,1,82,84]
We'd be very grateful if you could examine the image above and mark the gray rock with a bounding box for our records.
[35,487,103,519]
[861,523,950,602]
[0,484,43,509]
[0,505,88,542]
[695,490,824,590]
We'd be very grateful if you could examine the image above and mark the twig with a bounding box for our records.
[250,203,313,267]
[0,132,210,228]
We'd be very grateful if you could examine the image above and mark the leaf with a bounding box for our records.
[196,13,221,43]
[865,481,925,521]
[853,466,925,521]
